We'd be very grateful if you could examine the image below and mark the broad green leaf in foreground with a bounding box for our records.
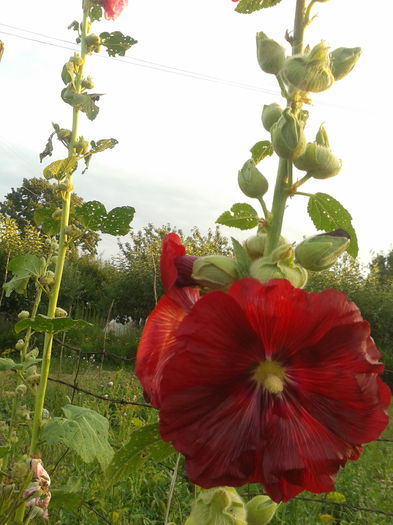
[235,0,283,14]
[42,405,113,470]
[307,192,358,257]
[216,203,259,230]
[15,315,91,335]
[104,423,175,486]
[250,140,274,164]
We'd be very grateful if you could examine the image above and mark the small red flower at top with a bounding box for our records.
[140,276,390,502]
[100,0,128,21]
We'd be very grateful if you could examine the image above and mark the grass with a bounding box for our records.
[0,358,392,524]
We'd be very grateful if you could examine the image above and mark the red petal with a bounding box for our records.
[160,233,185,293]
[136,296,187,407]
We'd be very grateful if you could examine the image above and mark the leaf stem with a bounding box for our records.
[29,5,89,457]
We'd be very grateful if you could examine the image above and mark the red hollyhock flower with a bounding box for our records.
[101,0,128,21]
[157,278,390,502]
[136,233,199,407]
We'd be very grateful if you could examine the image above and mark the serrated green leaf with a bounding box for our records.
[231,237,251,278]
[216,203,259,230]
[100,206,135,235]
[0,357,17,371]
[43,157,78,181]
[74,201,135,236]
[15,315,92,335]
[307,192,358,257]
[42,405,113,470]
[235,0,283,14]
[104,423,175,486]
[250,140,273,164]
[100,31,138,57]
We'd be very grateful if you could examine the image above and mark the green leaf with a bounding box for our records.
[42,405,114,470]
[250,140,273,164]
[99,31,138,57]
[231,238,251,278]
[216,203,259,230]
[235,0,283,14]
[101,206,135,235]
[3,255,45,297]
[0,445,10,458]
[82,139,118,174]
[61,87,100,121]
[74,201,135,236]
[0,357,17,371]
[33,207,61,236]
[43,157,78,181]
[50,489,84,513]
[15,315,92,335]
[39,132,55,163]
[307,192,359,257]
[105,423,175,486]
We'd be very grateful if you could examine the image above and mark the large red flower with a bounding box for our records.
[156,278,390,502]
[101,0,128,20]
[136,233,199,407]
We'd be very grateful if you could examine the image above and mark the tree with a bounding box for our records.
[114,224,232,319]
[0,177,100,255]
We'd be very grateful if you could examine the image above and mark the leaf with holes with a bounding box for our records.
[216,203,259,230]
[15,315,91,335]
[3,255,46,297]
[307,192,358,257]
[104,423,175,486]
[43,157,78,181]
[42,405,113,470]
[75,201,135,235]
[235,0,283,14]
[250,141,274,164]
[100,31,138,57]
[74,201,107,230]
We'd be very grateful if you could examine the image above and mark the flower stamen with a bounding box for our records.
[252,360,285,394]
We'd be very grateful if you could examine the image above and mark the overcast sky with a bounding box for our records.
[1,0,392,263]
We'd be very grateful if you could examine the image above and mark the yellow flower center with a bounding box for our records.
[252,360,285,394]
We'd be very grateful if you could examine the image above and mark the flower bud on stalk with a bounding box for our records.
[15,339,25,351]
[256,33,286,75]
[250,256,308,288]
[192,256,239,291]
[283,42,334,93]
[246,495,279,525]
[330,47,362,81]
[261,103,283,132]
[238,160,269,199]
[295,230,350,271]
[271,109,306,159]
[85,34,102,54]
[18,310,30,320]
[55,307,68,318]
[244,234,287,260]
[185,487,247,525]
[294,142,342,179]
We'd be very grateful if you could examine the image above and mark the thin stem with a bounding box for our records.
[295,191,313,197]
[164,454,181,525]
[257,196,270,220]
[21,283,43,361]
[292,0,306,55]
[290,173,311,194]
[29,7,89,457]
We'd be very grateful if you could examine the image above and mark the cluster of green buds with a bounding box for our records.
[184,487,278,525]
[295,230,350,271]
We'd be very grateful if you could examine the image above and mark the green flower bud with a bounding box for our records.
[57,128,72,141]
[64,224,81,237]
[330,47,361,81]
[244,234,267,260]
[82,75,95,90]
[250,257,308,288]
[55,307,68,318]
[16,405,30,421]
[70,53,83,66]
[192,256,239,291]
[26,347,39,361]
[85,34,101,54]
[42,408,50,420]
[293,142,342,179]
[246,495,279,525]
[40,271,55,286]
[256,33,286,75]
[18,310,30,320]
[283,42,334,93]
[315,124,330,147]
[75,136,90,155]
[15,339,25,351]
[261,103,283,132]
[295,230,350,271]
[27,372,40,386]
[269,243,294,264]
[186,487,247,525]
[51,208,62,220]
[238,160,269,199]
[271,109,306,159]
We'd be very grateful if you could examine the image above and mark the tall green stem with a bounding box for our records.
[29,6,89,457]
[264,0,306,256]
